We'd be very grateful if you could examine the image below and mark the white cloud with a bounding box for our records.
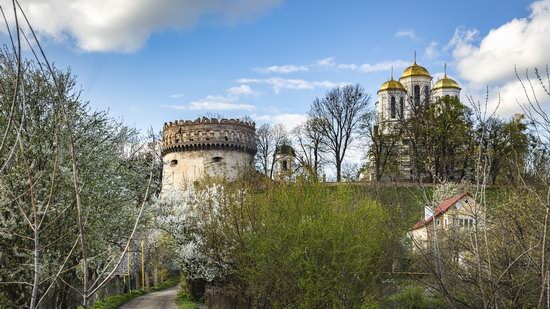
[360,60,409,73]
[162,94,255,111]
[315,57,358,70]
[424,41,440,60]
[226,84,257,97]
[2,0,281,52]
[254,113,307,129]
[237,77,346,94]
[447,0,550,116]
[169,93,185,98]
[316,57,336,67]
[315,57,408,73]
[395,29,417,40]
[253,64,309,74]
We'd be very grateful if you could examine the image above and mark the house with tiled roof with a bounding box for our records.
[410,192,483,250]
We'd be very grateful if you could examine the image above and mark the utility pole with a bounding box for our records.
[141,239,145,289]
[127,250,131,291]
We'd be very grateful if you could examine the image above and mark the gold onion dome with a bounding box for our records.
[400,51,431,79]
[433,64,461,90]
[378,79,406,92]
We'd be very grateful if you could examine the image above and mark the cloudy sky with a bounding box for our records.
[0,0,548,133]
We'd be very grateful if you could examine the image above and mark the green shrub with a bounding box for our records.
[389,286,446,308]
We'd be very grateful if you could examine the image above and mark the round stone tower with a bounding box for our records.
[161,117,257,192]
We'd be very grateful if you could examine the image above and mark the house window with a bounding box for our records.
[459,219,463,226]
[436,219,440,226]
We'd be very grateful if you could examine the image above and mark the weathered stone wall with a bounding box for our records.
[161,117,256,192]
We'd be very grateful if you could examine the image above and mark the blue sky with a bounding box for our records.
[1,0,547,134]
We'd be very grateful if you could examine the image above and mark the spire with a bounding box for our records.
[413,51,417,64]
[444,63,447,78]
[391,66,394,80]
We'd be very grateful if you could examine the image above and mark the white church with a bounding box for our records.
[376,54,461,124]
[371,54,463,181]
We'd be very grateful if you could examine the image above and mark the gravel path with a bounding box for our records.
[118,285,179,309]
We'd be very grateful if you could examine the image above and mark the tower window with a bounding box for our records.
[390,96,396,119]
[282,160,288,171]
[170,159,178,166]
[414,85,420,106]
[399,97,404,118]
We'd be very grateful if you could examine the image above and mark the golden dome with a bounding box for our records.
[400,63,431,79]
[432,64,461,90]
[433,77,461,90]
[400,52,431,79]
[378,79,406,93]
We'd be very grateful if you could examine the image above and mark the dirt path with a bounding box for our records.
[118,285,179,309]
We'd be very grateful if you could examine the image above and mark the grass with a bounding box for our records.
[86,290,145,309]
[175,290,203,309]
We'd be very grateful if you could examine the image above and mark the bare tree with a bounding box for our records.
[309,84,370,182]
[360,111,401,181]
[255,123,288,179]
[291,118,325,179]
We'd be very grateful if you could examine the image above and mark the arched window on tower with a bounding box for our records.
[390,96,396,119]
[414,85,420,106]
[399,97,404,118]
[423,86,430,107]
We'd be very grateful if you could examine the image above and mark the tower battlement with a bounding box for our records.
[161,117,257,191]
[161,117,257,156]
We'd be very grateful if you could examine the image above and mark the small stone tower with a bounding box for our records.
[273,144,296,181]
[161,117,257,192]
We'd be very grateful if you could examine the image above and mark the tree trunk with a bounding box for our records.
[30,232,40,309]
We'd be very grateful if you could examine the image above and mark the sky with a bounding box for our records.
[1,0,549,146]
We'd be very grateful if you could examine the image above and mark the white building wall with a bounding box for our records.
[162,150,254,191]
[431,88,461,102]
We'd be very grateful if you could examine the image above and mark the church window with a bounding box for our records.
[414,85,420,106]
[170,159,178,166]
[390,96,396,119]
[282,160,288,171]
[399,97,404,118]
[423,86,430,107]
[212,156,223,163]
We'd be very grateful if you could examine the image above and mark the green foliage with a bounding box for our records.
[388,285,446,309]
[240,182,395,307]
[166,180,402,307]
[149,276,180,292]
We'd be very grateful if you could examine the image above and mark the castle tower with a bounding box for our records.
[377,67,407,126]
[161,117,257,192]
[399,52,433,112]
[431,63,461,101]
[273,144,296,181]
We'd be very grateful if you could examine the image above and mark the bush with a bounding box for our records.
[388,286,447,309]
[239,182,396,307]
[170,180,402,307]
